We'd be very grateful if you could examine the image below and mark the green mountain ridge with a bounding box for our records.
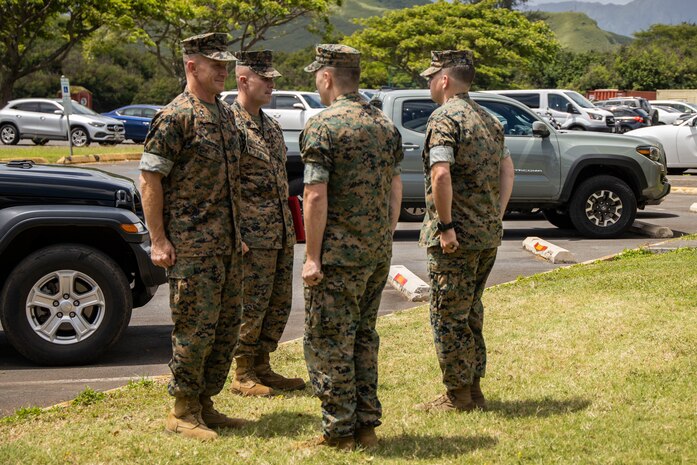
[261,1,631,54]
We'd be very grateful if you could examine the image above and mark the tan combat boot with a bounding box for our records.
[230,356,274,397]
[254,352,306,391]
[165,396,218,441]
[303,435,356,451]
[415,387,477,412]
[355,426,378,449]
[199,395,250,429]
[471,377,487,410]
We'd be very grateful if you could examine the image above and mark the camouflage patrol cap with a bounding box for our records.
[420,50,475,78]
[181,32,236,62]
[235,50,282,78]
[304,44,360,73]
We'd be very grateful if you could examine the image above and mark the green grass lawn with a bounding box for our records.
[1,245,696,464]
[0,145,143,164]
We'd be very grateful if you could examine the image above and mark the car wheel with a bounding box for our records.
[31,137,49,146]
[569,175,637,238]
[399,207,426,222]
[568,125,586,131]
[542,208,574,229]
[132,139,145,144]
[71,127,90,147]
[618,125,631,134]
[0,123,20,145]
[0,244,133,365]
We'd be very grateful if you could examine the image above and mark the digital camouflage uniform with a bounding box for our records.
[419,50,508,392]
[140,85,243,399]
[301,44,403,439]
[230,52,295,359]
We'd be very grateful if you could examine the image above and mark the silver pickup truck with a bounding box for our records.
[375,89,670,238]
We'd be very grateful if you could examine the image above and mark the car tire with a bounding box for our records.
[667,168,687,175]
[618,125,631,134]
[0,123,20,145]
[70,127,90,147]
[568,125,586,131]
[31,137,49,146]
[542,208,574,229]
[569,175,637,238]
[399,207,426,222]
[0,244,133,365]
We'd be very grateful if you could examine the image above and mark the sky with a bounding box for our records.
[528,0,634,4]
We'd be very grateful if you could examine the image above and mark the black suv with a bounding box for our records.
[0,160,166,365]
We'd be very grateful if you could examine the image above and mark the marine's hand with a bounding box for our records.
[242,241,249,255]
[440,228,459,254]
[303,259,324,286]
[151,238,176,268]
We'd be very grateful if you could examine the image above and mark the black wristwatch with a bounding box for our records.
[437,221,455,232]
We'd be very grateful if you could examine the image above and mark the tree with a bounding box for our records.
[463,0,528,9]
[0,0,156,106]
[614,23,697,90]
[138,0,341,81]
[344,0,559,89]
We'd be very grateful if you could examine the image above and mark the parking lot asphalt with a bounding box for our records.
[0,161,696,417]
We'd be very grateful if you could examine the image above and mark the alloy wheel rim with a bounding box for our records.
[25,270,106,345]
[584,189,623,227]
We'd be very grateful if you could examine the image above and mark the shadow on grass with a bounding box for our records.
[374,434,497,458]
[487,397,590,418]
[221,411,318,439]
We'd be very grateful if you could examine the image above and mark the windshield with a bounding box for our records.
[55,100,99,116]
[564,91,595,109]
[301,94,325,109]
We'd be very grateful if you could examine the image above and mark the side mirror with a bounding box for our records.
[292,102,305,110]
[54,110,64,115]
[566,103,579,114]
[532,121,550,138]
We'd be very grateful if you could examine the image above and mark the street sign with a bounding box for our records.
[60,75,74,158]
[60,76,72,116]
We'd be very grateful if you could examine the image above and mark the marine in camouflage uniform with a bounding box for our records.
[139,32,248,440]
[417,50,512,412]
[300,44,403,450]
[228,50,304,397]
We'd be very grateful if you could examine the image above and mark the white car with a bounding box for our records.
[626,114,697,173]
[220,90,325,131]
[649,100,697,114]
[0,98,125,147]
[653,105,687,125]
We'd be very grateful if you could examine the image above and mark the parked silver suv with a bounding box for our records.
[0,98,125,147]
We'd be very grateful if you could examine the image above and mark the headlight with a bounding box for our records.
[89,122,105,128]
[589,113,603,121]
[636,145,660,162]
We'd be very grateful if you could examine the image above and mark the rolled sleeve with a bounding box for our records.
[300,120,333,170]
[502,145,511,160]
[429,145,455,166]
[304,162,330,185]
[139,152,174,176]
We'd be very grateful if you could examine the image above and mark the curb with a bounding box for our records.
[522,237,577,264]
[629,220,673,238]
[388,265,430,301]
[56,153,141,164]
[690,203,697,213]
[670,186,697,195]
[2,157,48,164]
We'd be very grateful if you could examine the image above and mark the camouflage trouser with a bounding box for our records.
[303,260,390,438]
[167,254,243,397]
[427,247,498,391]
[236,245,294,357]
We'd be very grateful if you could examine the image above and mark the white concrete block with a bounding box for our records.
[388,265,430,302]
[522,237,577,264]
[690,202,697,213]
[629,221,673,238]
